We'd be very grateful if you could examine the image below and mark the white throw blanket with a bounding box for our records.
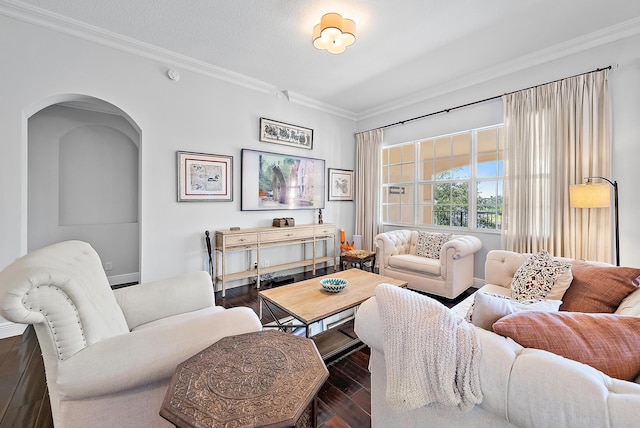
[376,283,482,411]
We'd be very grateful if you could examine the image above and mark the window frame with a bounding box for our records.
[381,124,503,232]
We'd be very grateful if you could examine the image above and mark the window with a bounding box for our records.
[381,125,503,230]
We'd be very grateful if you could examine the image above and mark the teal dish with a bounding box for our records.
[320,278,348,293]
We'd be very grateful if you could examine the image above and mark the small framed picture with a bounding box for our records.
[259,117,313,150]
[328,168,354,201]
[177,151,233,202]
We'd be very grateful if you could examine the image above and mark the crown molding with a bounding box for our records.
[287,91,357,121]
[357,16,640,121]
[1,1,276,89]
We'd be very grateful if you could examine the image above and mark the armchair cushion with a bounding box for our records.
[388,254,441,276]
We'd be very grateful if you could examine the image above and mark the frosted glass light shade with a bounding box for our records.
[569,183,611,208]
[313,13,356,54]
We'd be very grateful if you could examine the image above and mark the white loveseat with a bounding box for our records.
[0,240,263,428]
[355,250,640,428]
[375,230,482,299]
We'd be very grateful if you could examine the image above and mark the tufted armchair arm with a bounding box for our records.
[375,229,414,270]
[440,235,482,280]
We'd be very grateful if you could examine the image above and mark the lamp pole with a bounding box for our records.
[585,176,620,266]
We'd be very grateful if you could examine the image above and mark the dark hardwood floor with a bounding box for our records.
[0,269,469,428]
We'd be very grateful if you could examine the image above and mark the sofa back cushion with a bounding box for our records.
[493,311,640,381]
[560,262,640,313]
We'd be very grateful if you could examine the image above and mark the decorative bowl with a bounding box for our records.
[320,278,348,293]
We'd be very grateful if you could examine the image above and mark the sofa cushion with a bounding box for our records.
[415,231,452,259]
[510,250,572,301]
[388,254,441,276]
[465,292,561,331]
[560,262,640,313]
[493,311,640,381]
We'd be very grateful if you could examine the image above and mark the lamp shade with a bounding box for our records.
[569,183,611,208]
[312,12,356,54]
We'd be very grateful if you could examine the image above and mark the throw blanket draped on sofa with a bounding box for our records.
[375,283,482,411]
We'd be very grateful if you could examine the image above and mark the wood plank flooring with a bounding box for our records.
[0,269,470,428]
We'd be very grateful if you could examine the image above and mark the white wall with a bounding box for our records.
[0,16,356,286]
[28,104,140,283]
[358,33,640,274]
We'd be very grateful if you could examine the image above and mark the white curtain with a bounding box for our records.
[355,129,384,251]
[502,70,611,262]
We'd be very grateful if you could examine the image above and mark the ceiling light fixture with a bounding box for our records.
[313,13,356,54]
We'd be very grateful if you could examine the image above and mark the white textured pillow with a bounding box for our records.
[511,250,572,301]
[415,232,452,259]
[466,292,562,331]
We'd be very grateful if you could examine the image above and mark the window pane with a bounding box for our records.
[478,129,497,153]
[435,159,452,179]
[401,184,414,204]
[419,140,434,160]
[401,163,415,182]
[451,156,471,179]
[419,184,432,203]
[389,165,402,182]
[419,205,433,224]
[382,148,389,166]
[387,205,401,223]
[477,156,497,178]
[381,166,389,184]
[435,137,451,158]
[401,206,414,224]
[420,161,434,180]
[402,144,414,163]
[389,146,401,164]
[452,133,470,156]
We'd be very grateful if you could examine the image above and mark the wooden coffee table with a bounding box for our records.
[259,269,407,359]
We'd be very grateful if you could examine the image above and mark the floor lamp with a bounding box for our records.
[569,177,620,266]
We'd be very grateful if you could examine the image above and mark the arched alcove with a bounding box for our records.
[26,95,142,285]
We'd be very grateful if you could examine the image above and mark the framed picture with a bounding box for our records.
[241,149,325,211]
[177,151,233,202]
[259,117,313,150]
[328,168,354,201]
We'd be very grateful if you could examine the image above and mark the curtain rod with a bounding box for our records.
[370,65,612,132]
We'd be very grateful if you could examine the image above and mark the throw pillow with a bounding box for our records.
[510,251,571,302]
[415,232,452,259]
[560,262,640,313]
[493,311,640,381]
[465,292,562,331]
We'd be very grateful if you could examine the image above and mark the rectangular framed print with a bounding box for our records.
[259,117,313,150]
[177,151,233,202]
[328,168,354,201]
[241,149,325,210]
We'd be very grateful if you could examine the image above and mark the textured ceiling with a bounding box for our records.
[12,0,640,117]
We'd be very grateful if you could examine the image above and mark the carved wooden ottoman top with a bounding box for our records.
[160,330,329,428]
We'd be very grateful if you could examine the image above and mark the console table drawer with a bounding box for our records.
[223,234,257,247]
[260,228,314,243]
[315,225,336,237]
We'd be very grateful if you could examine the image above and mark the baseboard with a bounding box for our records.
[0,321,27,339]
[108,272,140,286]
[473,277,485,288]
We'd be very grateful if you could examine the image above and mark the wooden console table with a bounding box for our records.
[214,224,337,297]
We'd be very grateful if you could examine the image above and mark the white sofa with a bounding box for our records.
[355,250,640,428]
[0,240,263,428]
[375,230,482,299]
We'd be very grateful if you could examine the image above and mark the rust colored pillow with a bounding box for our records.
[559,262,640,313]
[493,311,640,381]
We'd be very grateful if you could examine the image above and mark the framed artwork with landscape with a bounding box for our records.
[176,151,233,202]
[259,117,313,150]
[241,149,325,211]
[328,168,354,201]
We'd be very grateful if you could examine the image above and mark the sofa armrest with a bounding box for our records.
[114,271,214,330]
[354,296,385,353]
[57,306,262,400]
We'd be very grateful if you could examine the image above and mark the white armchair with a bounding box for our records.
[375,230,482,299]
[0,240,263,428]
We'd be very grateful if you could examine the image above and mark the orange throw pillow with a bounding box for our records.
[559,262,640,313]
[493,311,640,381]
